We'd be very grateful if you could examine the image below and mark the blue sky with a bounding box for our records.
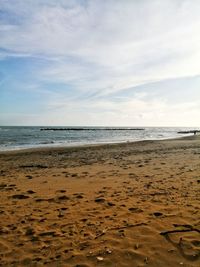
[0,0,200,126]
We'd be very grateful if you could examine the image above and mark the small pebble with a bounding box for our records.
[106,248,112,254]
[97,256,104,261]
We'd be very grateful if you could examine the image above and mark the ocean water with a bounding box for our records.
[0,126,198,151]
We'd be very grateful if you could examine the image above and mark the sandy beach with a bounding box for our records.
[0,136,200,267]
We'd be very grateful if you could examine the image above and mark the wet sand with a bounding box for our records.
[0,136,200,267]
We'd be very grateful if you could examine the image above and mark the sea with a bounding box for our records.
[0,126,199,151]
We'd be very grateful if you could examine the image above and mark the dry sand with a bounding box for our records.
[0,136,200,267]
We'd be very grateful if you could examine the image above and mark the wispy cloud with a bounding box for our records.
[0,0,200,125]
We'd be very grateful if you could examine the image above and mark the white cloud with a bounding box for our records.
[1,0,200,125]
[3,95,198,127]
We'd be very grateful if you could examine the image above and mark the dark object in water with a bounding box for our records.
[178,130,200,135]
[40,127,145,131]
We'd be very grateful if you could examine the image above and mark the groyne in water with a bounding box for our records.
[40,128,145,131]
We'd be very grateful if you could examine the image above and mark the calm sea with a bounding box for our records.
[0,126,198,151]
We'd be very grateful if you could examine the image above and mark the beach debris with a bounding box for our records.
[94,229,107,239]
[96,256,104,261]
[160,225,200,260]
[106,248,112,254]
[94,222,147,240]
[110,222,147,231]
[160,224,200,236]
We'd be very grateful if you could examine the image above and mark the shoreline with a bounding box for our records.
[0,134,197,154]
[0,135,200,266]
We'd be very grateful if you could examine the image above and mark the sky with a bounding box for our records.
[0,0,200,127]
